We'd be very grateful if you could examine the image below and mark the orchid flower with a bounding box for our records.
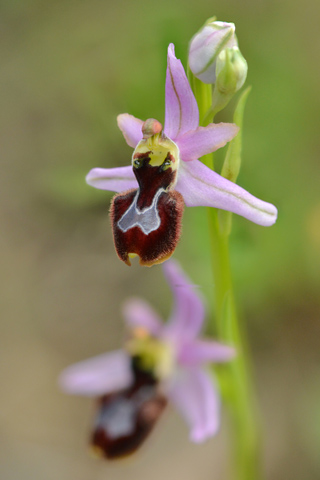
[87,44,277,266]
[59,260,235,458]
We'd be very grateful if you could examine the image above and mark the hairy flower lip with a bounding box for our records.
[59,260,235,444]
[86,43,277,228]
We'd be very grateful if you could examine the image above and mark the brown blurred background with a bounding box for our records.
[1,0,320,479]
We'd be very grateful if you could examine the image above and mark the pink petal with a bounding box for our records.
[59,350,133,397]
[117,114,144,148]
[176,160,278,226]
[167,367,220,442]
[164,44,199,140]
[86,166,137,192]
[162,260,205,341]
[122,297,163,336]
[177,123,239,162]
[179,340,236,366]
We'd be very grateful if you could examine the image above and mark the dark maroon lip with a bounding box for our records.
[90,358,167,459]
[110,147,183,267]
[135,167,176,210]
[110,188,184,267]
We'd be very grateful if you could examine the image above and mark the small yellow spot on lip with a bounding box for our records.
[133,132,180,171]
[90,445,105,459]
[128,253,138,259]
[148,151,169,167]
[125,334,174,380]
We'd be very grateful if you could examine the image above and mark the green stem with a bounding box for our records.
[208,208,262,480]
[190,76,263,480]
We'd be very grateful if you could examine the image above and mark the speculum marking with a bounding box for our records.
[117,188,165,235]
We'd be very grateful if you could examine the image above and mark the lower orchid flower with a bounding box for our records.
[59,260,235,458]
[86,44,277,267]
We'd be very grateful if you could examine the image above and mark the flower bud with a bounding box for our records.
[210,46,248,116]
[188,19,237,84]
[215,46,248,94]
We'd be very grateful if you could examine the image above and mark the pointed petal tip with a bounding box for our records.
[265,204,278,226]
[253,202,278,227]
[223,345,236,360]
[190,423,219,443]
[85,168,103,186]
[85,169,94,185]
[211,344,236,363]
[179,341,236,366]
[168,43,175,55]
[190,428,206,443]
[232,122,240,134]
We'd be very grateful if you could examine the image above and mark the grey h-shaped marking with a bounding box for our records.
[117,188,165,235]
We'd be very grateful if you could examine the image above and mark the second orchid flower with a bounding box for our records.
[59,260,235,458]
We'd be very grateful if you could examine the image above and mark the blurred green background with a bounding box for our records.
[1,0,320,479]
